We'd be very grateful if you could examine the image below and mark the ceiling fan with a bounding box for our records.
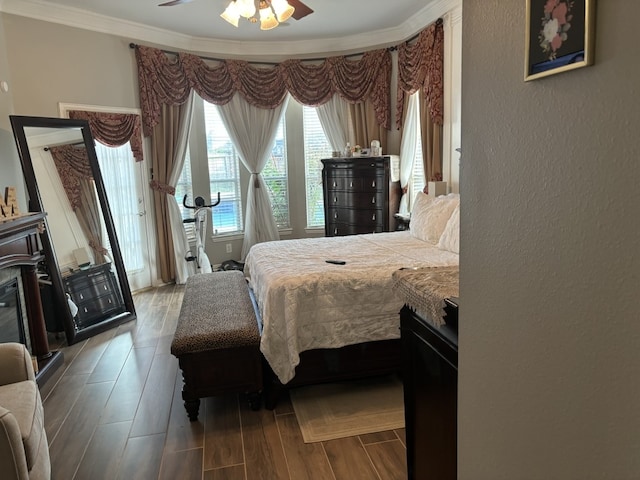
[158,0,314,21]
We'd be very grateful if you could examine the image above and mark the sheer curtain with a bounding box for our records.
[217,93,289,259]
[399,93,420,213]
[316,94,350,151]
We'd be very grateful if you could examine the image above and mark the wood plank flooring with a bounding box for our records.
[43,284,407,480]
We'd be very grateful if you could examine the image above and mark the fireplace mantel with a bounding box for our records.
[0,213,45,269]
[0,212,63,385]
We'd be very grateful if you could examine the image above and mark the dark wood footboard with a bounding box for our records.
[263,338,402,410]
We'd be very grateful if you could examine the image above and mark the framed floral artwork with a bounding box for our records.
[525,0,596,81]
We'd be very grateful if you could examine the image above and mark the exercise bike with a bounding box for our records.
[182,193,220,274]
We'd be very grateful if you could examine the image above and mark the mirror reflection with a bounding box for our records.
[10,116,136,345]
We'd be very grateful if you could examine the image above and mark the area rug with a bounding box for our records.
[289,375,405,443]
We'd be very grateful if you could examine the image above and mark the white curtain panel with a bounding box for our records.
[217,93,289,259]
[398,92,420,213]
[316,94,350,152]
[168,91,196,284]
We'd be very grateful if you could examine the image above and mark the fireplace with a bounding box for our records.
[0,212,63,385]
[0,277,27,345]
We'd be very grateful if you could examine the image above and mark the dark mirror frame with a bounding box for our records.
[9,115,136,345]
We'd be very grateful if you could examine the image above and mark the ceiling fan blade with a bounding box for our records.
[288,0,314,20]
[158,0,193,6]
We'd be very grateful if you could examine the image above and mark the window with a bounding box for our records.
[203,102,244,235]
[303,106,331,228]
[201,101,289,235]
[412,125,426,197]
[406,93,425,208]
[175,148,195,238]
[262,119,290,228]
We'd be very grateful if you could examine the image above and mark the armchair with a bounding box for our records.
[0,343,50,480]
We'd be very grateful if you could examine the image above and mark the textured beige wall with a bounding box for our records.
[459,1,640,478]
[3,15,138,116]
[0,14,26,210]
[0,15,13,128]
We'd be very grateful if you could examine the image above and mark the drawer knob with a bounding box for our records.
[334,228,338,235]
[108,298,112,304]
[332,181,337,187]
[103,285,108,291]
[349,181,354,188]
[79,293,84,300]
[371,197,376,204]
[83,307,88,313]
[372,213,376,221]
[334,212,338,219]
[371,180,376,188]
[333,196,338,203]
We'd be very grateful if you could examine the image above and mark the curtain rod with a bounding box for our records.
[128,18,441,66]
[44,142,85,151]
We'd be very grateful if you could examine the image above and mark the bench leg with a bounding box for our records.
[182,389,201,422]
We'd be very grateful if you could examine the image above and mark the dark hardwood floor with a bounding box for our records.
[41,284,407,480]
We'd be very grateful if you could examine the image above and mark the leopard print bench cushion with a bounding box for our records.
[171,271,260,356]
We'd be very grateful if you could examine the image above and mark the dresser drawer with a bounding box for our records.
[326,191,386,208]
[68,277,115,304]
[326,207,384,227]
[326,222,384,236]
[75,293,125,327]
[325,173,385,193]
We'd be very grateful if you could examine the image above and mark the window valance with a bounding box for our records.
[68,110,144,162]
[49,144,93,211]
[397,21,444,127]
[134,45,392,136]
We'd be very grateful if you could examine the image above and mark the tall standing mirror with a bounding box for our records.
[10,115,136,345]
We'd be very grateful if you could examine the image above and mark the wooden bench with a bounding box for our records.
[171,271,262,421]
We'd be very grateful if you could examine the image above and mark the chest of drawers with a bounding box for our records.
[321,156,400,236]
[64,263,125,330]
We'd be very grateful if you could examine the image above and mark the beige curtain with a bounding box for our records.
[149,101,193,283]
[76,180,107,264]
[420,90,443,183]
[349,100,388,153]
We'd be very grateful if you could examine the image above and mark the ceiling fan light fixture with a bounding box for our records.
[259,1,279,30]
[220,1,240,27]
[270,0,295,22]
[236,0,257,19]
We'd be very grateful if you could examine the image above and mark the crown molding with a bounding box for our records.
[0,0,461,58]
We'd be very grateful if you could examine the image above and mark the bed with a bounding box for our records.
[243,192,460,406]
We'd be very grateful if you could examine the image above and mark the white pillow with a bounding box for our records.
[437,203,460,253]
[410,192,459,244]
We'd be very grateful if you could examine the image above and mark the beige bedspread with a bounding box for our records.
[244,231,459,383]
